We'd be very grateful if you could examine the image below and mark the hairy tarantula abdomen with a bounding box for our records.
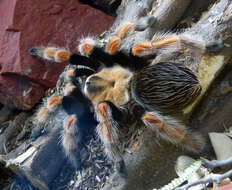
[131,62,202,114]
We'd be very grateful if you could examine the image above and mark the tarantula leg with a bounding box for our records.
[142,111,205,152]
[36,106,49,124]
[151,36,179,49]
[107,16,155,55]
[108,36,122,55]
[132,35,179,56]
[62,81,98,129]
[117,23,134,40]
[78,37,149,70]
[132,34,224,57]
[143,112,185,142]
[29,47,71,62]
[132,42,153,56]
[97,101,127,176]
[62,114,82,169]
[35,95,62,124]
[46,95,62,111]
[108,22,134,55]
[29,46,98,72]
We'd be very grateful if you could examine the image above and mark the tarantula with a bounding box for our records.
[29,21,223,176]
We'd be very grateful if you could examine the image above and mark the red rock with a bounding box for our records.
[0,0,114,110]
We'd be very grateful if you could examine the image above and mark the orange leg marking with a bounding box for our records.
[56,50,71,62]
[47,96,62,111]
[82,42,94,55]
[97,102,108,121]
[97,102,113,143]
[117,23,134,39]
[64,115,77,131]
[107,23,133,55]
[143,112,185,142]
[108,36,121,55]
[151,36,179,49]
[132,42,152,55]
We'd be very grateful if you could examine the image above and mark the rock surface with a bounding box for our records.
[0,0,114,110]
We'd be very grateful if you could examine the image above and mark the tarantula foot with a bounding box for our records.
[131,42,152,56]
[108,36,121,55]
[29,47,70,62]
[205,40,224,53]
[47,95,62,111]
[78,38,96,56]
[54,50,71,62]
[107,22,134,55]
[35,95,62,124]
[97,101,125,122]
[115,160,127,177]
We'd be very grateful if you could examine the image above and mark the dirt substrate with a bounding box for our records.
[6,133,114,190]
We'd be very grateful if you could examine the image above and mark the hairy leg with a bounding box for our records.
[132,33,224,57]
[29,47,71,62]
[96,101,127,176]
[62,114,82,169]
[142,111,205,153]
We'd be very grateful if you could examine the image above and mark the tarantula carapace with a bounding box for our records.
[29,25,223,176]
